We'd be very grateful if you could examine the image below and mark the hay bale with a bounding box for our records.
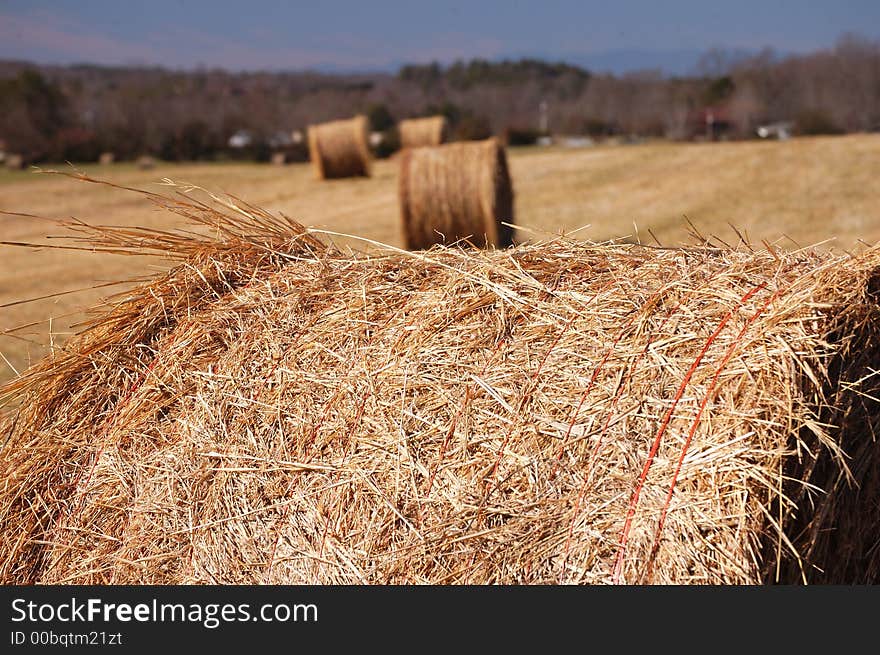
[307,115,371,179]
[136,155,156,170]
[271,152,287,166]
[399,137,514,249]
[399,115,448,149]
[99,152,116,165]
[5,153,25,170]
[3,182,880,585]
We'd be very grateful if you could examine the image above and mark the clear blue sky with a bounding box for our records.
[1,0,878,73]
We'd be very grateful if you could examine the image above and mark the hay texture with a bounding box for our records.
[399,138,514,250]
[399,116,448,149]
[2,179,880,585]
[307,115,372,179]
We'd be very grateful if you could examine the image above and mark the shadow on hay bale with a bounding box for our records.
[2,175,880,584]
[399,115,448,149]
[307,115,372,179]
[399,137,514,250]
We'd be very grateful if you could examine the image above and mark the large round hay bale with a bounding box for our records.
[2,185,880,585]
[399,138,514,249]
[399,115,448,149]
[307,115,372,179]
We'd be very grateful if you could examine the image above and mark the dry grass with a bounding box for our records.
[1,134,879,386]
[2,178,880,584]
[399,138,514,249]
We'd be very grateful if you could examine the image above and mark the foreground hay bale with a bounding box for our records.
[399,138,514,249]
[307,115,371,179]
[399,115,448,149]
[2,181,880,584]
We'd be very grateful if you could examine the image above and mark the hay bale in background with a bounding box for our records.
[271,152,287,166]
[99,152,116,165]
[399,137,514,249]
[3,181,880,585]
[307,115,371,179]
[136,155,156,170]
[5,154,25,170]
[399,115,448,149]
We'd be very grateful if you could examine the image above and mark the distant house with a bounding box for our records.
[756,121,793,140]
[228,130,254,149]
[689,106,735,141]
[268,131,293,149]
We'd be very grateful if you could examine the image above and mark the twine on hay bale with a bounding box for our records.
[307,115,372,179]
[399,137,514,250]
[2,175,880,585]
[399,115,448,149]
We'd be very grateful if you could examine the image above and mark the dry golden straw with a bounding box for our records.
[2,175,880,584]
[399,116,448,149]
[399,137,514,250]
[307,115,372,179]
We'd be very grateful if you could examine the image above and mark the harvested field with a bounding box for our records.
[1,134,879,387]
[1,179,880,584]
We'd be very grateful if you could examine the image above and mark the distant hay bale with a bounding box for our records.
[99,152,115,165]
[399,115,447,149]
[271,152,287,166]
[5,154,25,170]
[3,180,880,585]
[399,137,514,249]
[136,155,156,170]
[307,115,371,179]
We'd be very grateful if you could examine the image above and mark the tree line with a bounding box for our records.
[1,32,878,163]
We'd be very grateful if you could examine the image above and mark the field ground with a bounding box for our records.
[1,133,879,384]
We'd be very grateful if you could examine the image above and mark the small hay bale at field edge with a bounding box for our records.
[399,137,514,249]
[399,115,448,149]
[2,178,880,584]
[5,154,25,170]
[99,152,115,165]
[307,115,372,179]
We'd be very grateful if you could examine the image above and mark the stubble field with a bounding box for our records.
[1,133,878,383]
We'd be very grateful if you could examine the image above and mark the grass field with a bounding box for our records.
[1,133,879,384]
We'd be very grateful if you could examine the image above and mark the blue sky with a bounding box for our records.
[1,1,878,73]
